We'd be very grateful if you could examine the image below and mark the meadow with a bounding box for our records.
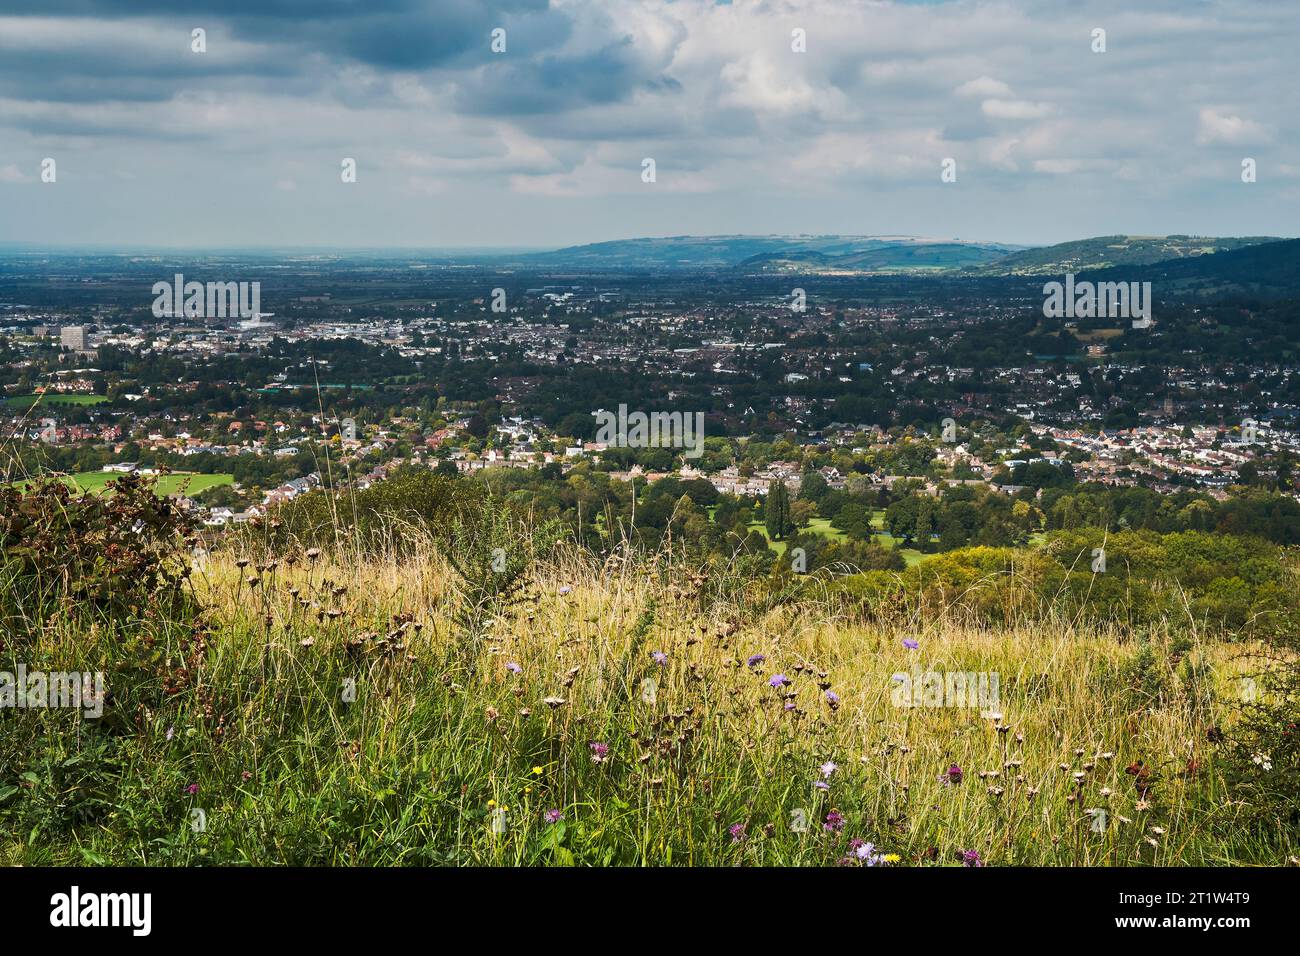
[1,393,108,409]
[8,470,233,497]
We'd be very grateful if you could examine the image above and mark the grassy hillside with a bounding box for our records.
[2,476,1296,867]
[969,235,1283,276]
[522,235,1022,272]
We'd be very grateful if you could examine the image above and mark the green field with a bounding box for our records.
[745,513,928,565]
[1,393,108,408]
[13,471,234,497]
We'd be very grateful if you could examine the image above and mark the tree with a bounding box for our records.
[765,480,795,540]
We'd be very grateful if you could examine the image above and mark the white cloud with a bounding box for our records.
[955,76,1012,98]
[1195,108,1270,146]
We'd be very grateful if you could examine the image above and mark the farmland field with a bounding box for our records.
[11,470,234,497]
[1,393,108,409]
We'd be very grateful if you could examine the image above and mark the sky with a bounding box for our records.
[0,0,1296,250]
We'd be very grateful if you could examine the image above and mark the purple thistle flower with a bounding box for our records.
[184,783,199,795]
[589,741,609,763]
[543,809,563,824]
[941,764,964,785]
[728,823,747,842]
[960,849,985,867]
[823,810,845,832]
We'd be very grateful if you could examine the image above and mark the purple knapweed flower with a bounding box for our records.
[824,690,840,708]
[652,651,668,665]
[747,654,766,668]
[184,783,199,795]
[728,823,747,842]
[823,810,845,832]
[543,809,563,824]
[903,638,919,650]
[960,849,985,867]
[589,741,609,763]
[506,661,522,674]
[769,673,789,688]
[941,764,964,786]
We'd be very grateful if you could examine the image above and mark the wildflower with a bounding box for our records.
[165,726,175,741]
[590,741,610,763]
[903,638,919,650]
[728,823,747,842]
[506,661,522,674]
[484,706,498,722]
[768,674,789,688]
[784,700,797,711]
[184,783,199,796]
[854,841,885,865]
[959,849,985,867]
[820,761,838,779]
[824,810,845,832]
[747,654,766,668]
[1135,800,1151,812]
[940,764,963,786]
[543,809,563,824]
[543,696,566,709]
[559,586,572,595]
[652,651,668,666]
[241,771,252,781]
[1252,752,1273,771]
[531,766,544,776]
[814,780,830,791]
[825,690,840,709]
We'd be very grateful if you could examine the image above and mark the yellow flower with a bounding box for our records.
[525,787,533,794]
[883,854,901,863]
[487,799,496,807]
[531,766,544,775]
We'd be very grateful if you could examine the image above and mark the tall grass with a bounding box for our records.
[1,519,1288,866]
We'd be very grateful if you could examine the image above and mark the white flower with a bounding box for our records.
[1252,752,1273,771]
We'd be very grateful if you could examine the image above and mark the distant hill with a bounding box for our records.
[1074,238,1300,299]
[520,235,1025,271]
[970,234,1283,276]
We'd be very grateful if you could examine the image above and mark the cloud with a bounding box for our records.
[981,98,1053,120]
[955,76,1012,98]
[0,0,1295,246]
[1195,107,1270,147]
